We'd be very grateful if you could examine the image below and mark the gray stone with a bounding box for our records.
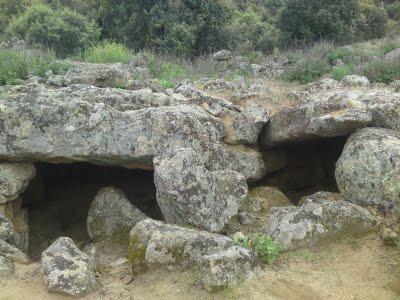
[0,82,264,181]
[87,187,147,243]
[384,48,400,61]
[220,102,269,145]
[0,256,14,280]
[0,239,29,264]
[41,237,97,296]
[336,127,400,206]
[154,148,248,232]
[64,62,131,88]
[128,219,233,275]
[213,50,232,61]
[266,196,377,250]
[0,212,20,249]
[199,246,255,292]
[0,163,36,204]
[261,89,400,148]
[341,75,370,87]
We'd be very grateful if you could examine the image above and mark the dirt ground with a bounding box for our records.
[1,234,399,300]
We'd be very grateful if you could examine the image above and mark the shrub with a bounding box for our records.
[278,0,359,46]
[0,49,70,85]
[332,65,351,81]
[283,56,331,84]
[80,42,133,64]
[252,234,283,264]
[361,58,400,83]
[6,4,100,57]
[386,2,400,20]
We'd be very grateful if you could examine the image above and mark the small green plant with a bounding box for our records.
[252,234,283,264]
[0,49,70,86]
[395,238,400,250]
[79,42,133,64]
[298,249,313,261]
[233,232,251,248]
[332,65,351,81]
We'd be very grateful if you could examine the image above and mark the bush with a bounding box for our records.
[252,234,283,264]
[6,4,100,57]
[283,56,331,84]
[361,58,400,83]
[79,42,133,64]
[278,0,359,46]
[387,2,400,20]
[0,49,70,85]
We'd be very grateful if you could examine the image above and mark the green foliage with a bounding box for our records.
[148,56,185,89]
[283,56,331,84]
[278,0,360,46]
[233,232,251,248]
[357,3,388,40]
[79,42,133,64]
[386,2,400,20]
[6,4,100,57]
[0,49,70,85]
[0,0,32,35]
[361,58,400,83]
[252,234,283,264]
[332,65,351,81]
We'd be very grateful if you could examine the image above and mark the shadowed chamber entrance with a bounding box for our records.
[258,136,348,204]
[21,162,159,260]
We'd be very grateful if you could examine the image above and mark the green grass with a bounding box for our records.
[362,57,400,83]
[79,41,133,64]
[0,49,70,86]
[332,65,351,81]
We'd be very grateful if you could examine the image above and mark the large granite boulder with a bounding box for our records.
[266,195,377,250]
[0,163,36,204]
[154,148,248,232]
[261,89,400,148]
[336,127,400,206]
[41,237,97,296]
[0,82,264,181]
[87,187,147,243]
[128,219,233,274]
[61,63,131,88]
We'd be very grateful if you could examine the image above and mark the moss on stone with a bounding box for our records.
[128,234,147,276]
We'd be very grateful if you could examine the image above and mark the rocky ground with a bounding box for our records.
[0,48,400,299]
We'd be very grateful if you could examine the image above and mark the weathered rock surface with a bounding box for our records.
[261,89,400,148]
[199,246,255,291]
[87,187,147,243]
[336,127,400,206]
[154,148,248,232]
[129,219,234,275]
[213,50,232,61]
[0,163,36,204]
[62,63,131,88]
[229,186,292,233]
[266,195,377,250]
[220,102,269,145]
[41,237,96,296]
[384,48,400,61]
[0,82,264,181]
[0,256,14,280]
[341,75,370,87]
[0,239,29,264]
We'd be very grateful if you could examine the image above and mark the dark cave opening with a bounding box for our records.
[257,136,348,204]
[21,162,159,260]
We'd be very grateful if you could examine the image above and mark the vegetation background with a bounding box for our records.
[0,0,399,85]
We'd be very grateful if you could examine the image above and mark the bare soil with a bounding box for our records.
[1,234,399,300]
